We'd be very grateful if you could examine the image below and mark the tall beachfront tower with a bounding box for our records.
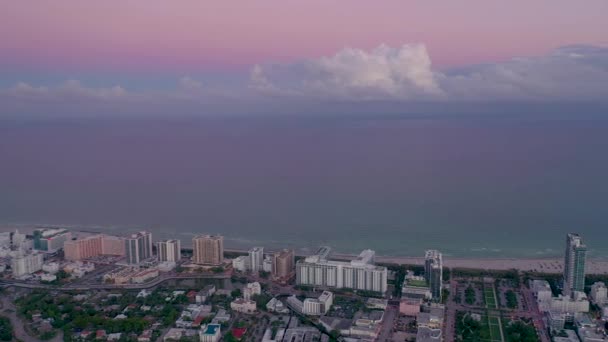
[125,231,153,265]
[424,250,443,301]
[563,233,587,297]
[192,235,224,266]
[157,239,182,263]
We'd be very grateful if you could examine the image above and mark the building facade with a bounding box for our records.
[303,291,333,315]
[11,252,44,276]
[192,235,224,265]
[157,239,181,263]
[272,249,295,279]
[590,282,607,305]
[64,235,124,261]
[125,231,153,265]
[101,235,125,256]
[296,248,388,294]
[248,247,264,272]
[64,235,103,261]
[424,250,443,301]
[563,233,586,297]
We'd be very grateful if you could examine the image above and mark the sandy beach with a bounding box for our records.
[334,253,608,275]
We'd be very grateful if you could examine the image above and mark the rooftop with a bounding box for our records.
[203,324,220,335]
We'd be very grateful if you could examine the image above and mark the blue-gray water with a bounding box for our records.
[1,112,607,258]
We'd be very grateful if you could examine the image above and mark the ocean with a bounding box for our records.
[1,111,607,258]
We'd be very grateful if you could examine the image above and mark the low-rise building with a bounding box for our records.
[40,273,57,282]
[416,326,442,342]
[243,282,261,300]
[42,262,60,274]
[211,309,230,324]
[554,329,581,342]
[199,324,221,342]
[354,310,384,326]
[164,328,185,341]
[303,291,333,315]
[548,311,567,332]
[196,285,216,304]
[550,292,590,314]
[230,298,257,314]
[366,298,388,310]
[266,297,290,314]
[577,327,608,342]
[400,298,422,316]
[232,256,249,272]
[590,282,607,305]
[531,279,554,312]
[131,268,159,283]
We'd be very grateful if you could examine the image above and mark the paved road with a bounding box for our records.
[0,273,229,291]
[376,304,397,341]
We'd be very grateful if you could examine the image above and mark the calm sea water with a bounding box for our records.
[1,113,607,258]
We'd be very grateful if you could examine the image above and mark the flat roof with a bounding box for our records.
[203,324,220,335]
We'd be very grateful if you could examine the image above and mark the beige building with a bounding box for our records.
[192,235,223,265]
[64,235,125,261]
[272,249,295,279]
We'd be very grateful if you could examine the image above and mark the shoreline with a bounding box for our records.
[222,248,608,275]
[3,226,607,274]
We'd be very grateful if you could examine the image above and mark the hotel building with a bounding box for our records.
[192,235,224,265]
[296,247,387,294]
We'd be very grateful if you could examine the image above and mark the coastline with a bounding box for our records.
[3,225,607,274]
[223,248,608,275]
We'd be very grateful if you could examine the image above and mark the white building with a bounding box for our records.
[230,298,257,314]
[42,262,60,274]
[550,292,589,314]
[578,327,608,342]
[232,256,249,272]
[243,282,261,300]
[263,256,273,272]
[0,232,11,248]
[589,282,607,305]
[11,252,44,277]
[531,279,554,312]
[249,247,264,272]
[196,285,216,304]
[156,239,181,263]
[266,298,290,314]
[125,231,153,265]
[296,247,388,294]
[286,295,304,313]
[40,273,57,282]
[303,291,333,315]
[199,324,221,342]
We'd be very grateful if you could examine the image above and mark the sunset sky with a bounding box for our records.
[1,1,608,116]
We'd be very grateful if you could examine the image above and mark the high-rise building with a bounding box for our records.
[101,235,125,256]
[563,233,586,297]
[249,247,264,272]
[296,247,388,294]
[63,235,125,261]
[424,250,443,301]
[64,235,103,261]
[11,252,44,277]
[157,239,181,262]
[192,235,224,265]
[273,249,295,279]
[125,231,153,265]
[33,228,71,253]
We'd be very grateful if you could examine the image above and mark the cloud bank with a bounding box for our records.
[2,44,608,117]
[251,44,608,101]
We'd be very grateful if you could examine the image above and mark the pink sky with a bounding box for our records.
[1,1,607,72]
